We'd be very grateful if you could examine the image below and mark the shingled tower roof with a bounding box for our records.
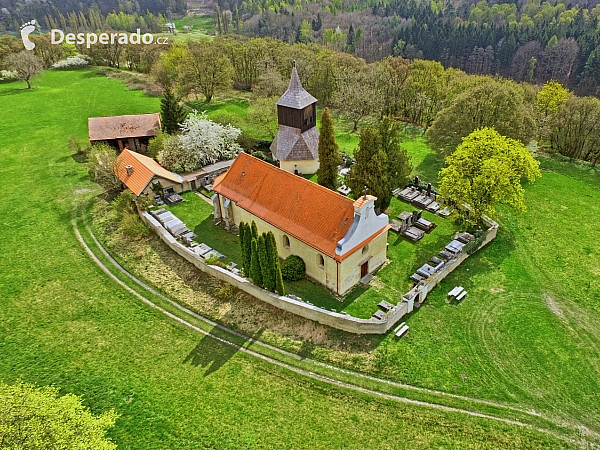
[276,61,317,110]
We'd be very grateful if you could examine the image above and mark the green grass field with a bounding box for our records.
[125,81,600,439]
[0,68,585,448]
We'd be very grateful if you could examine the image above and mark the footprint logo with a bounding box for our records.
[21,20,36,50]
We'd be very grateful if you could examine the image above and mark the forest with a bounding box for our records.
[3,0,600,93]
[3,27,598,167]
[236,0,600,94]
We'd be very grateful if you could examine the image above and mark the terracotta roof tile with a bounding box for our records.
[89,113,161,141]
[115,149,183,196]
[213,153,355,257]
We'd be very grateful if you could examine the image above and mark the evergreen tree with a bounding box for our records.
[250,237,263,286]
[346,126,389,214]
[239,222,247,274]
[258,234,274,290]
[251,221,259,240]
[316,108,342,190]
[275,264,286,296]
[242,223,252,276]
[262,232,276,291]
[160,86,188,134]
[377,117,412,211]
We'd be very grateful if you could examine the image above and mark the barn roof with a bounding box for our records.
[213,153,355,258]
[88,113,161,141]
[276,63,317,110]
[115,149,183,196]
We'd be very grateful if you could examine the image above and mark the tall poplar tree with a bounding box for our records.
[316,107,342,190]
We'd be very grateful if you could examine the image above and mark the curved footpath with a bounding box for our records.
[72,211,594,448]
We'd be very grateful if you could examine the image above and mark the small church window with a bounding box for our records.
[283,235,290,249]
[318,254,325,268]
[362,244,369,255]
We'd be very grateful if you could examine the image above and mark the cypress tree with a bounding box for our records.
[258,234,273,290]
[242,223,252,276]
[239,221,247,273]
[251,221,259,241]
[262,232,276,291]
[275,264,286,296]
[316,107,342,191]
[250,238,262,286]
[346,126,390,214]
[378,116,412,212]
[160,86,188,134]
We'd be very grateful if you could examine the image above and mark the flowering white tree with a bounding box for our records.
[158,111,242,172]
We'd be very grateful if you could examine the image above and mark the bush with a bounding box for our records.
[120,213,149,240]
[51,55,89,70]
[112,190,137,219]
[281,255,306,281]
[0,70,19,82]
[87,143,122,198]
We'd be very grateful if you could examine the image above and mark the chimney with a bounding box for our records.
[125,165,133,176]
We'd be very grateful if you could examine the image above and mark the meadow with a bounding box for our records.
[0,68,583,448]
[91,71,600,440]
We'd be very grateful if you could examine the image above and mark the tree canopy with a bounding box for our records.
[0,380,117,450]
[438,127,541,224]
[426,80,536,155]
[160,87,188,134]
[346,118,411,214]
[158,112,242,172]
[316,107,342,191]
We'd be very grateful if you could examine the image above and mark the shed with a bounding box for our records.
[88,113,161,153]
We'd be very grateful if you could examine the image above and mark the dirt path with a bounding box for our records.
[73,216,589,447]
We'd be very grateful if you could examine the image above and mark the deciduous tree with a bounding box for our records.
[87,143,122,198]
[426,80,536,155]
[536,80,569,117]
[5,51,43,89]
[181,40,233,102]
[0,380,118,450]
[438,128,541,224]
[549,95,600,166]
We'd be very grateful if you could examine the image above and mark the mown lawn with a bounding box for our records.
[143,87,600,435]
[0,69,575,448]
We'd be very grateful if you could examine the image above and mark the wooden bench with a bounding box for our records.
[393,322,406,333]
[456,291,467,302]
[395,324,409,338]
[448,286,464,297]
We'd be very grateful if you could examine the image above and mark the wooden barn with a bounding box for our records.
[88,113,161,153]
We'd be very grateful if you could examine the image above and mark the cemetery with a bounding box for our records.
[149,175,496,333]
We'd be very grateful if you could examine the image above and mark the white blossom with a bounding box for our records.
[52,55,89,70]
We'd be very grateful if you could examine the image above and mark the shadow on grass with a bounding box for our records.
[184,325,264,376]
[0,87,29,96]
[415,152,444,185]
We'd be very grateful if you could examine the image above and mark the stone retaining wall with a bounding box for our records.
[140,211,497,335]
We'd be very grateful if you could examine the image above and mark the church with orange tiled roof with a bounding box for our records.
[212,152,390,295]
